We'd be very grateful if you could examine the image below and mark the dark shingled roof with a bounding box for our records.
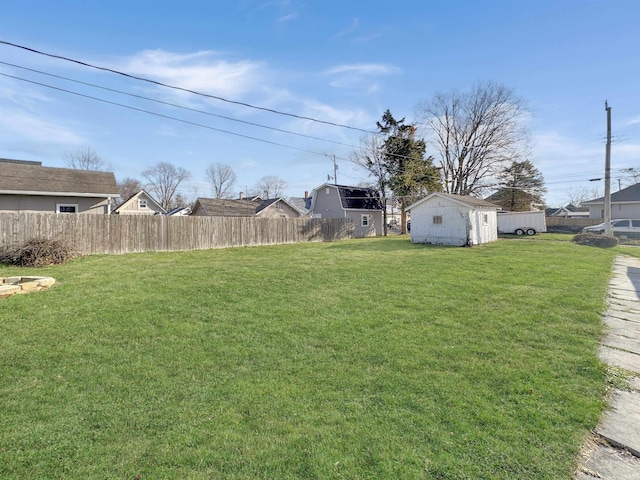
[255,198,279,214]
[335,185,382,210]
[192,198,259,216]
[0,160,118,196]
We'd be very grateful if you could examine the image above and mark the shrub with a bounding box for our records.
[0,237,78,267]
[572,233,618,248]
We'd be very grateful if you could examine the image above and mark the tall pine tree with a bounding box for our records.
[491,160,546,211]
[377,110,441,232]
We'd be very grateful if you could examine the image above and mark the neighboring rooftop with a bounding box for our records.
[192,198,260,216]
[0,159,119,197]
[583,183,640,204]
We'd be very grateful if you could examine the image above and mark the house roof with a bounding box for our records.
[165,206,192,216]
[0,160,119,197]
[113,189,165,214]
[312,183,383,211]
[406,192,499,211]
[193,197,260,216]
[583,183,640,204]
[255,197,300,215]
[193,197,300,217]
[287,197,311,214]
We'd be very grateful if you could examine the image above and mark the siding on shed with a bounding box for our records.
[407,194,497,246]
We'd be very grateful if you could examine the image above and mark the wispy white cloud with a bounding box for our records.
[331,18,360,39]
[325,63,400,76]
[0,108,83,145]
[114,50,266,98]
[324,63,400,91]
[277,12,298,22]
[0,76,84,146]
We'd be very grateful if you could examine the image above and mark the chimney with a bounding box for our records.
[239,192,244,200]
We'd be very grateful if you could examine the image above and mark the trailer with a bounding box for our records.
[497,211,547,235]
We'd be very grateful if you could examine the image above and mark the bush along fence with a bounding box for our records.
[0,213,355,256]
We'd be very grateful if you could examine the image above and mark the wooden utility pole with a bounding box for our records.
[325,154,338,184]
[604,102,612,235]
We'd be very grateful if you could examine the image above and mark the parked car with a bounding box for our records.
[582,219,640,235]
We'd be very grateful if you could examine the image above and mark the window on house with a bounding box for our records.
[138,199,148,208]
[276,201,282,209]
[483,213,489,225]
[433,215,443,225]
[361,214,369,227]
[325,187,330,195]
[57,204,78,214]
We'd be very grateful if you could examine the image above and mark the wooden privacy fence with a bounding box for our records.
[545,217,601,228]
[0,213,355,255]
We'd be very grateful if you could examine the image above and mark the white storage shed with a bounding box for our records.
[406,193,499,246]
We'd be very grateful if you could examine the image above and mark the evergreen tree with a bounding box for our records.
[491,160,546,211]
[377,110,441,232]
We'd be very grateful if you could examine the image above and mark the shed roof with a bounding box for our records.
[0,159,119,197]
[406,192,499,211]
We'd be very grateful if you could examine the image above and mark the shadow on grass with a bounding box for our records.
[326,236,457,253]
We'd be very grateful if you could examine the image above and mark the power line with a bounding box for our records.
[0,71,336,159]
[0,64,428,165]
[0,40,376,134]
[0,61,361,150]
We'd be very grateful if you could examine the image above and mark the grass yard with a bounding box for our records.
[0,235,617,479]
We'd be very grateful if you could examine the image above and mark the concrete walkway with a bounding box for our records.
[576,256,640,479]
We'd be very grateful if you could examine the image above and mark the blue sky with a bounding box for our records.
[1,0,639,207]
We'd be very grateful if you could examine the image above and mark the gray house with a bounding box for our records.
[0,158,119,214]
[309,183,383,237]
[582,183,640,219]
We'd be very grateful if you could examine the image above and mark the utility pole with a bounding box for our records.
[604,101,612,235]
[325,154,338,184]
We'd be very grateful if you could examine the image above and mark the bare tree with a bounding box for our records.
[350,135,389,234]
[117,177,143,205]
[64,146,109,171]
[416,81,530,196]
[565,186,601,207]
[205,163,237,199]
[617,168,640,190]
[254,175,287,198]
[142,162,191,210]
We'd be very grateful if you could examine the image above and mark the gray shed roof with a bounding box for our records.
[407,192,499,211]
[0,160,119,197]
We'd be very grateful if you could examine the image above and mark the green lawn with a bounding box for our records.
[0,235,617,479]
